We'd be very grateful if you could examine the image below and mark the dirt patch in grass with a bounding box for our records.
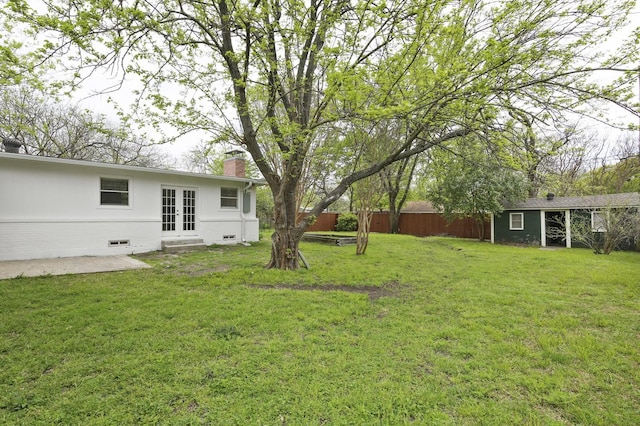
[135,248,229,261]
[134,250,232,276]
[254,280,403,301]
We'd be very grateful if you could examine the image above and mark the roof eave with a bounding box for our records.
[0,152,265,184]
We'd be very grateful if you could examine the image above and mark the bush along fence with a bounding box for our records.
[300,212,490,240]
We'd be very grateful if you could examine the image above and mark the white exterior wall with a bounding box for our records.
[0,154,259,261]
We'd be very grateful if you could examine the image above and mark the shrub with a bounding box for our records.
[336,212,358,232]
[548,207,640,254]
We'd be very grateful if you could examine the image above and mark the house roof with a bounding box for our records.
[401,201,439,213]
[504,193,640,210]
[0,152,265,185]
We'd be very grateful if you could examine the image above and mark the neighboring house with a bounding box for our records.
[401,201,438,213]
[491,192,640,248]
[0,148,263,261]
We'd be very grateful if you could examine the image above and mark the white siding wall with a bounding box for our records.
[0,155,259,261]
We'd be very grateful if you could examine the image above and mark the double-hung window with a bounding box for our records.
[100,178,129,206]
[221,187,238,208]
[509,212,524,230]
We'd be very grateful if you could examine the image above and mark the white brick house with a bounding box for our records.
[0,151,262,261]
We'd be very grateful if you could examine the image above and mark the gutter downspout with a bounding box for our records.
[565,209,571,248]
[240,181,254,243]
[490,213,495,244]
[540,210,546,247]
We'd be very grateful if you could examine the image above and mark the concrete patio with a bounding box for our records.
[0,255,151,280]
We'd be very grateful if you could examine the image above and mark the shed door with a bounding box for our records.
[162,187,197,236]
[545,211,565,246]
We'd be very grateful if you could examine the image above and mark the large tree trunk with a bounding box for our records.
[266,179,306,269]
[268,227,301,269]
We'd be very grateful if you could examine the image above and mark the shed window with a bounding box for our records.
[221,187,238,208]
[100,178,129,206]
[591,211,606,232]
[509,212,524,230]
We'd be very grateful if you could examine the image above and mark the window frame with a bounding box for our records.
[591,210,606,232]
[509,212,524,231]
[99,177,130,207]
[220,187,238,208]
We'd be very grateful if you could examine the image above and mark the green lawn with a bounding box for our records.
[1,234,638,425]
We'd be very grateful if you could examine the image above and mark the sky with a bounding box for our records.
[73,80,206,164]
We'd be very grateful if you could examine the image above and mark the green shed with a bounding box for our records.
[491,193,640,248]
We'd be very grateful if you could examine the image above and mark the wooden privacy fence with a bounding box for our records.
[303,212,340,232]
[302,212,490,239]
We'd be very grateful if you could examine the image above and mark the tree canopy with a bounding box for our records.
[425,136,528,241]
[0,86,166,165]
[3,0,639,268]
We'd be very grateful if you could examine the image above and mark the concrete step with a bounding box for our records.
[162,239,207,253]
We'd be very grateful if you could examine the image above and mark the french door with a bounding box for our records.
[162,187,197,235]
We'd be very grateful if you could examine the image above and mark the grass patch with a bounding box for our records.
[1,235,639,424]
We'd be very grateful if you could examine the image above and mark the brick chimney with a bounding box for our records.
[223,150,246,178]
[2,138,21,154]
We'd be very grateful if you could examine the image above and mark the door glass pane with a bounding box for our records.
[183,190,196,231]
[162,188,176,231]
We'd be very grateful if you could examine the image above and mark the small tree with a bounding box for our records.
[353,174,385,255]
[570,208,640,254]
[343,123,389,255]
[381,155,421,235]
[425,137,528,241]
